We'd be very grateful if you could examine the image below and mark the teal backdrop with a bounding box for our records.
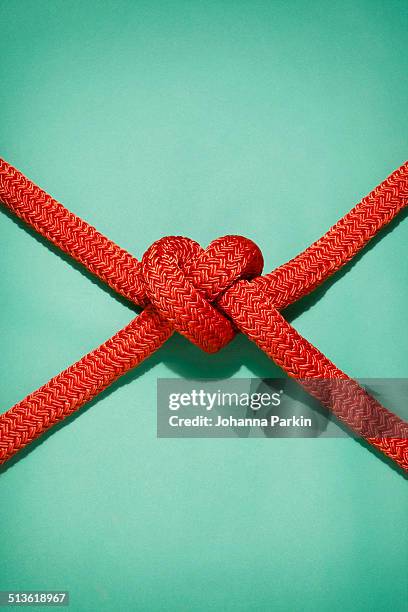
[1,2,407,611]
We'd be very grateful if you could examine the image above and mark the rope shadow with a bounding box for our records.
[284,207,408,323]
[2,332,407,479]
[1,206,139,313]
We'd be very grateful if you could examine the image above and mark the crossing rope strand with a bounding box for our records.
[0,159,407,470]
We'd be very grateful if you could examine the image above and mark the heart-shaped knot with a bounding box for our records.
[141,235,264,352]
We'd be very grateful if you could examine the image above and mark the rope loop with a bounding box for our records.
[141,235,263,352]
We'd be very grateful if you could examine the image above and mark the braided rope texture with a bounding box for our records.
[0,158,407,470]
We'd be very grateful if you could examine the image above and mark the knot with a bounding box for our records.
[141,235,263,352]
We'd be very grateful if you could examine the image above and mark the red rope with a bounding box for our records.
[1,159,407,470]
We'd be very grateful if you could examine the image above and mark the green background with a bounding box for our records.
[1,1,407,610]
